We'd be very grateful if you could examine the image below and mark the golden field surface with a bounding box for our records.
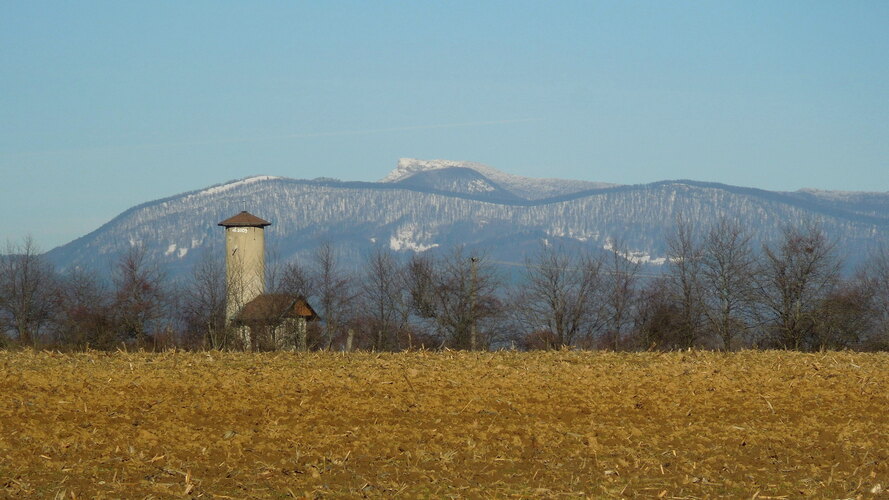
[0,350,887,499]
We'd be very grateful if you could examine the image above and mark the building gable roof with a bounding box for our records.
[235,294,318,324]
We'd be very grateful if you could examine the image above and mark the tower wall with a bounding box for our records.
[225,225,265,323]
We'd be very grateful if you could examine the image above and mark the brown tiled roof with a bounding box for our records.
[236,294,318,323]
[218,211,271,227]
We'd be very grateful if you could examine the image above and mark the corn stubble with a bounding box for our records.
[0,350,886,498]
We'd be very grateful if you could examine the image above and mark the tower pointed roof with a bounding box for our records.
[218,211,271,228]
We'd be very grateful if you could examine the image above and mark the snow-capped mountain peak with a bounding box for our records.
[380,158,477,183]
[382,158,617,200]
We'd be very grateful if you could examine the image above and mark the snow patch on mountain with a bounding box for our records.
[547,227,597,242]
[164,243,189,259]
[389,223,439,252]
[603,239,667,266]
[200,176,281,197]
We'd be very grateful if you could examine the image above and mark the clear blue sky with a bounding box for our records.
[2,1,888,249]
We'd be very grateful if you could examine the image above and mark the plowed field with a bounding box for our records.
[1,350,887,498]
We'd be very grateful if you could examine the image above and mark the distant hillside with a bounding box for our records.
[45,159,889,278]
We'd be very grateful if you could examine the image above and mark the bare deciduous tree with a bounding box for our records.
[700,218,759,350]
[407,248,503,350]
[664,218,706,348]
[0,237,59,347]
[180,251,228,349]
[113,246,171,346]
[758,222,840,350]
[515,243,603,348]
[633,277,683,350]
[55,266,114,349]
[812,280,874,350]
[277,260,313,298]
[852,247,889,350]
[407,253,436,320]
[312,242,353,350]
[360,247,409,351]
[599,239,641,350]
[273,259,316,350]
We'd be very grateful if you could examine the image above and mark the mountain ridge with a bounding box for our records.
[44,160,889,279]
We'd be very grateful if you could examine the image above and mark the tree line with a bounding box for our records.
[2,218,888,352]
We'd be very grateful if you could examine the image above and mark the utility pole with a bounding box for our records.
[470,256,478,351]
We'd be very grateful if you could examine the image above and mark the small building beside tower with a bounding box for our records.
[218,210,316,350]
[236,293,317,351]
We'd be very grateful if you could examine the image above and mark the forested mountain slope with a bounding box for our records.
[45,160,889,278]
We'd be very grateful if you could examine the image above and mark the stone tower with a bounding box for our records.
[218,211,271,323]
